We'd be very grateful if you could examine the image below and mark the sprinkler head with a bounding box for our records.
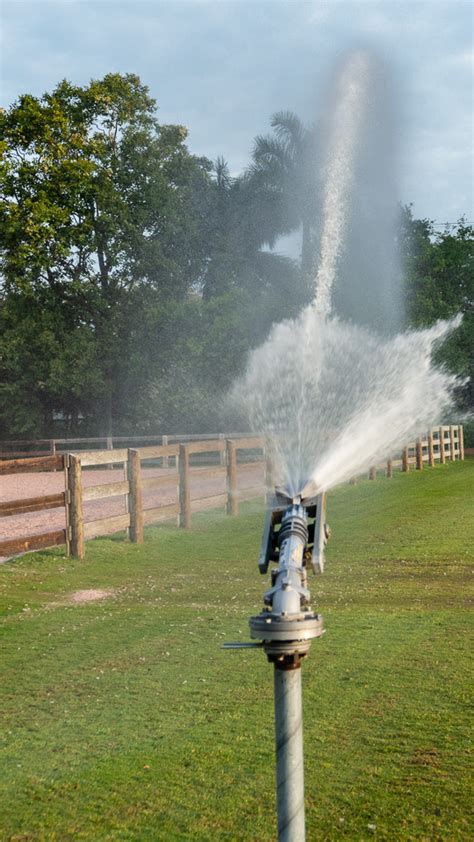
[251,502,325,663]
[224,491,329,659]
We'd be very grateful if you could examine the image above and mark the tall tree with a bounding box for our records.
[0,73,212,435]
[201,156,307,310]
[247,111,318,276]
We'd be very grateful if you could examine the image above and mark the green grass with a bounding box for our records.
[1,461,473,841]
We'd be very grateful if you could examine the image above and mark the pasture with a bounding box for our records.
[1,460,472,840]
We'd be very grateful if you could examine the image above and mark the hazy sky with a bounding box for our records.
[1,0,473,227]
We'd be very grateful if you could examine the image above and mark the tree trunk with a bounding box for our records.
[301,219,312,277]
[102,391,113,438]
[301,219,314,278]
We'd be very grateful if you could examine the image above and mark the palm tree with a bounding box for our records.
[201,156,305,308]
[247,111,318,277]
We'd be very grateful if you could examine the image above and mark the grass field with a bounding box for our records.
[1,460,473,841]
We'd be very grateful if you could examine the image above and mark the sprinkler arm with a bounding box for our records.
[312,492,330,574]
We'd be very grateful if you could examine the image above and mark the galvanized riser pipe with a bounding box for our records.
[274,663,305,842]
[228,495,328,841]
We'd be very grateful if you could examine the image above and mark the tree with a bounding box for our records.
[200,156,309,316]
[0,73,212,435]
[247,111,318,277]
[0,288,105,436]
[402,208,474,416]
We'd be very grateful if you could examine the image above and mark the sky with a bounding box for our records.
[1,0,473,231]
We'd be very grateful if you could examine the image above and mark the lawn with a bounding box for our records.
[1,460,472,841]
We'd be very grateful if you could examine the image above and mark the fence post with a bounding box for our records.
[219,433,226,468]
[368,466,376,480]
[428,431,435,467]
[226,439,238,516]
[386,459,393,478]
[68,454,84,559]
[179,444,191,528]
[416,439,423,471]
[162,435,169,469]
[64,456,71,557]
[50,439,57,472]
[459,425,465,460]
[402,447,409,472]
[107,435,113,470]
[128,449,143,543]
[439,427,446,464]
[449,425,456,461]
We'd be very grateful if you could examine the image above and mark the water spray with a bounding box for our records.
[225,487,329,841]
[225,47,460,840]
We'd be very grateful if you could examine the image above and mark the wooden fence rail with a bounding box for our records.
[0,426,465,561]
[0,454,65,474]
[0,432,251,461]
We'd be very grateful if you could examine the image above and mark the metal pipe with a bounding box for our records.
[274,663,305,842]
[245,497,327,840]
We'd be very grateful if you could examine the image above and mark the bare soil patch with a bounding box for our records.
[69,588,116,604]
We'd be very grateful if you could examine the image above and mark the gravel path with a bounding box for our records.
[0,463,264,561]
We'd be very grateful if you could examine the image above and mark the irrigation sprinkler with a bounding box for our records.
[225,487,330,841]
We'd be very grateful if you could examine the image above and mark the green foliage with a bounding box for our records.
[0,76,312,438]
[0,73,208,296]
[0,291,103,435]
[138,278,308,435]
[0,74,214,435]
[402,207,474,413]
[0,462,472,839]
[247,111,319,276]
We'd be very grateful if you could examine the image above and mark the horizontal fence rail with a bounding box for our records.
[0,530,67,558]
[0,454,65,474]
[0,432,250,461]
[0,492,66,518]
[0,426,465,561]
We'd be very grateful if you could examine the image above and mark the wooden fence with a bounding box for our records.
[0,437,265,560]
[0,454,68,557]
[0,426,465,561]
[365,424,464,479]
[0,433,238,461]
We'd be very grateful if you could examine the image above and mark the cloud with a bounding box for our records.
[1,0,472,222]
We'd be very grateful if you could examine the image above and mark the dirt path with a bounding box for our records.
[0,464,264,561]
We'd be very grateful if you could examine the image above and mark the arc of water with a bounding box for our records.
[314,50,373,317]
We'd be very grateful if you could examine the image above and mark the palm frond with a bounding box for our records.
[271,111,304,148]
[252,134,288,162]
[249,136,294,184]
[213,156,232,191]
